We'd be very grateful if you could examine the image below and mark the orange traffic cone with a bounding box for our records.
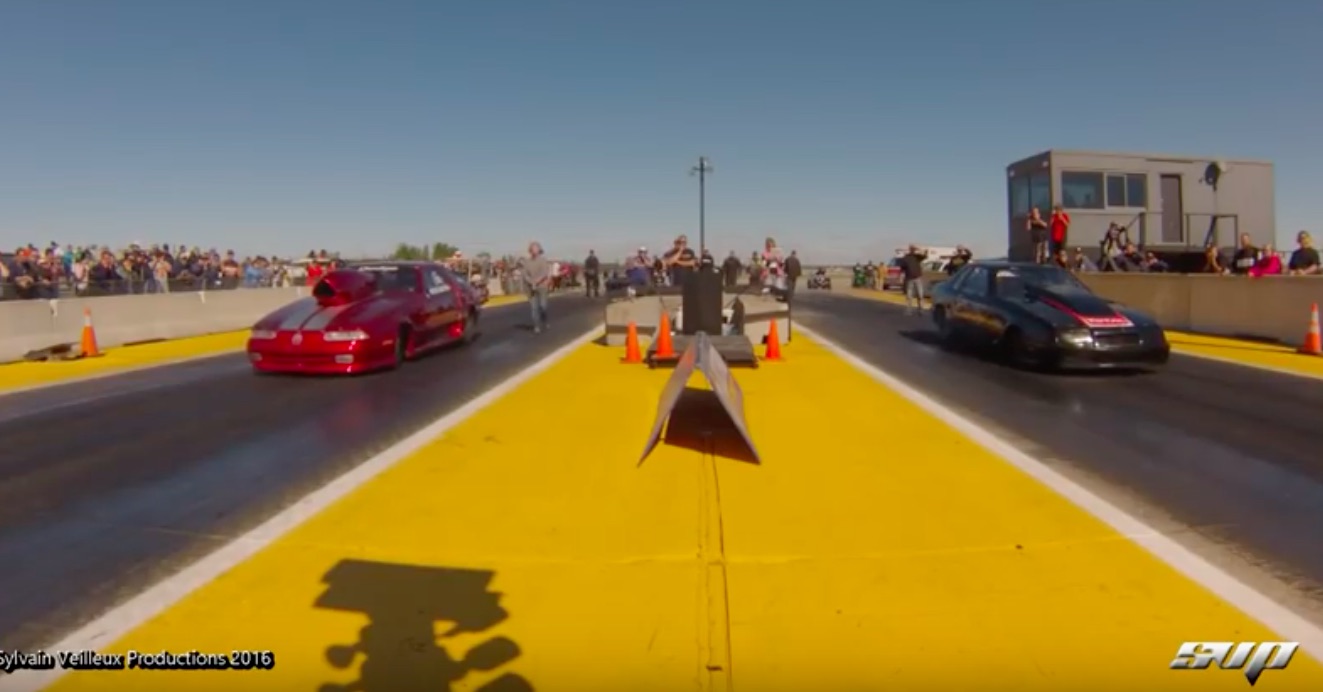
[763,319,783,361]
[80,308,101,358]
[622,321,642,363]
[1299,303,1322,356]
[654,312,675,359]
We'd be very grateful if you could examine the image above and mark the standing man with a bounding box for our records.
[522,241,552,333]
[722,251,741,289]
[784,250,803,302]
[583,249,601,297]
[662,234,697,287]
[1027,208,1049,264]
[900,244,927,315]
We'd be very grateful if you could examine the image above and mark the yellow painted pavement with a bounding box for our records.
[846,287,1323,379]
[0,294,528,394]
[37,333,1323,690]
[0,331,251,394]
[1165,331,1323,377]
[42,339,706,692]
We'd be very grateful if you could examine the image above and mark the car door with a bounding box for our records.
[422,265,460,342]
[435,264,472,312]
[387,265,432,344]
[954,266,997,344]
[934,266,967,336]
[943,266,977,337]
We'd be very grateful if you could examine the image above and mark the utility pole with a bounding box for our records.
[690,156,714,253]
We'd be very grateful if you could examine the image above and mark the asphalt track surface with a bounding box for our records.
[793,291,1323,615]
[0,295,602,651]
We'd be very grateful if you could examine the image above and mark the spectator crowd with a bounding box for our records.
[1030,210,1321,277]
[590,234,803,299]
[0,243,350,301]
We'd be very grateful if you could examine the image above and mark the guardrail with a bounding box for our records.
[1078,274,1323,344]
[0,287,308,364]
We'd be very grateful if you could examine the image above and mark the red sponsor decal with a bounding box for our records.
[1078,314,1134,328]
[1041,297,1134,328]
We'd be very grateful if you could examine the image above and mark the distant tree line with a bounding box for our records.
[390,242,460,261]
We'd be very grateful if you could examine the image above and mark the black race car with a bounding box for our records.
[929,261,1169,370]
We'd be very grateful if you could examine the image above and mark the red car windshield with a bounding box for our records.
[355,266,421,293]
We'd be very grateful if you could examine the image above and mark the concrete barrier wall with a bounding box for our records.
[0,288,309,363]
[1078,274,1323,344]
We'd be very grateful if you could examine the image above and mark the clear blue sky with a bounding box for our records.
[1,0,1318,263]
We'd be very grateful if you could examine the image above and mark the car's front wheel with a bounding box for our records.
[393,326,410,368]
[1000,328,1045,370]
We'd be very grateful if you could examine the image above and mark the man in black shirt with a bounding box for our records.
[583,250,601,297]
[946,246,972,275]
[662,235,697,286]
[722,251,742,288]
[1288,231,1321,275]
[900,245,927,315]
[784,250,802,301]
[1230,233,1258,276]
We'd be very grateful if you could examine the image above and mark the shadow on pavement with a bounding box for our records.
[662,386,759,464]
[896,329,1153,379]
[315,559,533,692]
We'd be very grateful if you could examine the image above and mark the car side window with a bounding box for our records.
[962,267,989,297]
[393,267,422,292]
[946,265,970,292]
[435,264,463,285]
[424,267,452,297]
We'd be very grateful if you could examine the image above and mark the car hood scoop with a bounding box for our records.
[315,270,376,307]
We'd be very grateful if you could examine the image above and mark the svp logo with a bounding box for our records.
[1170,641,1299,686]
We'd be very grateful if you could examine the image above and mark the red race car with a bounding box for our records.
[247,261,482,375]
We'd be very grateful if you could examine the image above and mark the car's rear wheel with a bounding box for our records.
[460,308,479,344]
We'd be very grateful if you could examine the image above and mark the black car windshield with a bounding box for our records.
[354,266,420,293]
[1001,265,1089,293]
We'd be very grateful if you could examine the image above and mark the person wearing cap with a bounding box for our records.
[626,246,651,289]
[662,235,697,287]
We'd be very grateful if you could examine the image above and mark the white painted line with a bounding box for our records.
[0,324,601,692]
[794,322,1323,660]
